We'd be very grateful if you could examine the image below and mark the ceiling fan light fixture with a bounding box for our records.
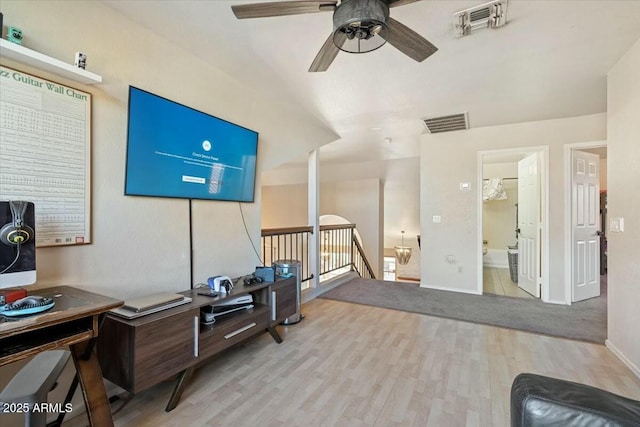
[332,0,389,54]
[232,0,437,72]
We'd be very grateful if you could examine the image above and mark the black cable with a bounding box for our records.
[0,243,21,274]
[238,203,263,265]
[189,199,194,289]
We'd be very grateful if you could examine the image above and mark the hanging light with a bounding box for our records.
[394,230,412,265]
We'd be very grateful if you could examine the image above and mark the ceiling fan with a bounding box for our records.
[231,0,438,72]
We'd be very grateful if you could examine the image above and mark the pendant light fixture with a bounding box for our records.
[394,230,412,265]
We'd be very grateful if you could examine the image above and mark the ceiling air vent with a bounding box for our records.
[453,0,508,37]
[422,113,469,133]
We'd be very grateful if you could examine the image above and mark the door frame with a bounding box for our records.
[563,140,606,305]
[477,146,550,301]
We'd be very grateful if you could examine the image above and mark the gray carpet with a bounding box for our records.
[320,277,607,344]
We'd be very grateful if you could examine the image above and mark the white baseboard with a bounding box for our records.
[483,249,509,269]
[544,298,570,305]
[303,271,357,303]
[606,339,640,379]
[483,262,509,268]
[419,283,482,295]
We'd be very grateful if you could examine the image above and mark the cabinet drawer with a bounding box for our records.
[198,305,269,359]
[133,310,197,392]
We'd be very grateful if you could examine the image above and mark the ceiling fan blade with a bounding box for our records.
[383,17,438,62]
[387,0,421,8]
[232,1,337,19]
[309,31,346,72]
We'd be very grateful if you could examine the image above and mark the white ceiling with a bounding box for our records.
[103,0,640,166]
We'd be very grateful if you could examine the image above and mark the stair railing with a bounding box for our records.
[260,223,376,285]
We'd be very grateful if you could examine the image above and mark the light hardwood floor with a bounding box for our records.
[66,298,639,427]
[483,267,534,299]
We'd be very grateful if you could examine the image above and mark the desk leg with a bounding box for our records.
[267,326,283,344]
[166,367,195,412]
[70,340,114,427]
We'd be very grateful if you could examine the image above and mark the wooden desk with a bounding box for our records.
[0,286,123,427]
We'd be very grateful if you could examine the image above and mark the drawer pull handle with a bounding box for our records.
[193,316,199,357]
[224,322,257,339]
[271,290,277,321]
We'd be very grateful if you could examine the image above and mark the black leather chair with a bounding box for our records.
[511,373,640,426]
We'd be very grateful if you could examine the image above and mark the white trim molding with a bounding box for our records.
[606,339,640,379]
[420,283,482,295]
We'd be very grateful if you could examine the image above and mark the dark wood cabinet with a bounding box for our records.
[96,277,296,410]
[268,279,297,325]
[135,310,197,391]
[98,306,199,393]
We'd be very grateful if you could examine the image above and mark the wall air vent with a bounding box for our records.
[422,113,469,133]
[453,0,508,37]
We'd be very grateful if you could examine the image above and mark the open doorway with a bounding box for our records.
[478,147,549,300]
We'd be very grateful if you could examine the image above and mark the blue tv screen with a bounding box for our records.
[125,86,258,202]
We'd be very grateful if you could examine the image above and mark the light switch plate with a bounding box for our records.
[610,217,625,232]
[459,182,471,191]
[433,215,442,223]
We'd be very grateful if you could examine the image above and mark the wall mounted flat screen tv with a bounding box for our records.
[125,86,258,202]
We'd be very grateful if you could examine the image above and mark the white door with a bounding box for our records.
[517,154,540,298]
[572,151,600,302]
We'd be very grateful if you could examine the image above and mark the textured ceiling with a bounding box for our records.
[103,0,640,165]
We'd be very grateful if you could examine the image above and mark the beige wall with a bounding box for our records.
[323,179,383,277]
[262,184,308,228]
[606,37,640,376]
[420,113,607,300]
[0,0,338,298]
[383,158,421,280]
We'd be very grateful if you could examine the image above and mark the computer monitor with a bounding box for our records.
[0,201,36,289]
